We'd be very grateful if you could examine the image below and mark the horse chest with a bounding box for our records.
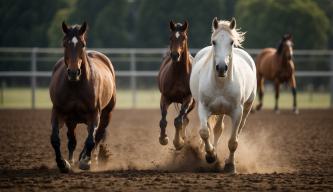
[202,94,233,114]
[164,80,190,101]
[277,70,292,82]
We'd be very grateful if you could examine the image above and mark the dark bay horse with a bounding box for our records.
[158,21,195,150]
[255,34,298,113]
[49,22,116,173]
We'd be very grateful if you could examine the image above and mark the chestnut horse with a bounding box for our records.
[49,22,116,173]
[158,21,195,150]
[255,34,298,113]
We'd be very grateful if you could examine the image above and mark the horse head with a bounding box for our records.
[169,21,189,63]
[211,17,244,78]
[62,21,88,81]
[278,33,294,61]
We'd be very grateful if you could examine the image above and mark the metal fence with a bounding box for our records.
[0,47,333,108]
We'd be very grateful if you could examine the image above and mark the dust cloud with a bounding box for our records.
[90,113,294,174]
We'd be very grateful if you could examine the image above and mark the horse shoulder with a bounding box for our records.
[49,58,67,101]
[193,46,211,65]
[87,51,115,78]
[234,48,255,72]
[158,56,172,91]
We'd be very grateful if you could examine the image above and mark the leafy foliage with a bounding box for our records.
[236,0,330,49]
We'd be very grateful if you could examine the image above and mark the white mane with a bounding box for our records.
[212,20,246,48]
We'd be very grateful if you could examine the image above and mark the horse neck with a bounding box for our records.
[277,51,291,70]
[79,50,92,82]
[172,43,191,75]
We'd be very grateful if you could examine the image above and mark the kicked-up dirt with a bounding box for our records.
[0,108,332,191]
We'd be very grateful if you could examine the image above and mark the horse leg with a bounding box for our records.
[94,109,112,165]
[224,105,243,174]
[66,121,77,165]
[274,80,280,113]
[198,102,216,163]
[159,95,171,145]
[213,115,224,148]
[50,110,71,173]
[79,113,100,170]
[290,75,299,114]
[174,96,194,150]
[256,74,264,111]
[238,95,255,135]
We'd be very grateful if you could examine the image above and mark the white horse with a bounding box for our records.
[190,17,256,173]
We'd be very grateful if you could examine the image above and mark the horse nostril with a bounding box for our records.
[215,65,219,71]
[225,65,228,71]
[171,52,179,60]
[77,69,81,76]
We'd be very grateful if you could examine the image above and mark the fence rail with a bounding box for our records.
[1,47,333,108]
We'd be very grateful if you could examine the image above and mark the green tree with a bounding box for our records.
[315,0,333,48]
[236,0,330,49]
[135,0,228,48]
[48,0,76,47]
[0,0,66,47]
[65,0,130,47]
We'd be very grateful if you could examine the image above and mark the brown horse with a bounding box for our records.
[49,22,116,173]
[158,21,195,150]
[255,34,298,113]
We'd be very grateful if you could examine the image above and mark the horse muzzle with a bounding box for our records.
[170,52,180,62]
[215,64,228,77]
[67,68,81,81]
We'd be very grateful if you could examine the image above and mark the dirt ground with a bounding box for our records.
[0,108,332,191]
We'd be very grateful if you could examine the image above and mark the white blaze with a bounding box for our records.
[175,32,180,39]
[72,37,78,47]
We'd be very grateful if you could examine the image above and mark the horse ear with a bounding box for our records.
[230,17,236,30]
[182,20,188,32]
[62,21,69,34]
[79,21,88,36]
[212,17,219,30]
[169,20,176,31]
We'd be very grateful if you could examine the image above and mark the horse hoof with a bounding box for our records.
[79,157,91,170]
[223,162,236,174]
[173,139,185,151]
[58,159,72,173]
[293,109,299,115]
[159,136,169,145]
[205,152,217,164]
[274,109,280,114]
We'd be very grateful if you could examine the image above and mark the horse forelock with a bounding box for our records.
[212,20,245,48]
[64,25,87,41]
[174,23,184,31]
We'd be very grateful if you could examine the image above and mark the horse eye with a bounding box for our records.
[230,40,234,45]
[212,41,216,46]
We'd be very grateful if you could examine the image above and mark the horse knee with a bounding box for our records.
[228,139,238,153]
[199,128,210,140]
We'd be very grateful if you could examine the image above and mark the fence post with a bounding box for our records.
[130,49,137,108]
[31,47,37,109]
[330,54,333,108]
